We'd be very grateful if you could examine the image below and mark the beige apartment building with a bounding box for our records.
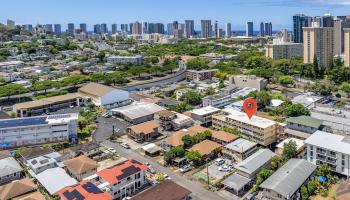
[266,43,303,60]
[345,28,350,67]
[212,109,278,146]
[303,23,334,68]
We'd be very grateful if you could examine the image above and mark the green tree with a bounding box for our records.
[284,103,310,117]
[256,90,272,108]
[316,163,332,180]
[185,150,202,165]
[90,72,106,82]
[308,80,337,96]
[313,55,319,79]
[182,135,193,149]
[60,75,86,88]
[186,58,209,70]
[128,66,148,78]
[282,140,298,159]
[0,84,29,100]
[205,87,216,96]
[31,80,60,93]
[340,82,350,97]
[96,51,106,62]
[169,103,193,113]
[270,156,287,171]
[180,91,202,106]
[253,168,273,191]
[277,75,295,86]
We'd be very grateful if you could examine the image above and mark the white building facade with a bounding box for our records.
[0,113,78,148]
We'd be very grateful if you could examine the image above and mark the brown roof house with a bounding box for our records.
[126,120,160,142]
[0,178,45,200]
[166,125,208,147]
[64,155,99,181]
[189,140,222,159]
[131,180,191,200]
[211,130,239,145]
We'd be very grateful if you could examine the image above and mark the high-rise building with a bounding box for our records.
[142,22,148,34]
[303,22,334,68]
[43,24,53,33]
[322,12,334,27]
[215,21,220,38]
[167,23,173,35]
[80,23,87,33]
[6,19,15,29]
[260,22,265,37]
[94,24,101,34]
[148,23,164,34]
[54,24,61,35]
[23,24,33,32]
[246,22,253,36]
[67,23,75,35]
[293,14,312,43]
[101,24,108,34]
[130,21,142,35]
[111,24,117,34]
[268,22,273,36]
[226,23,232,38]
[185,20,195,38]
[334,19,342,56]
[201,20,212,38]
[120,24,128,33]
[344,28,350,67]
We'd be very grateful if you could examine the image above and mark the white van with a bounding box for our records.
[215,158,225,166]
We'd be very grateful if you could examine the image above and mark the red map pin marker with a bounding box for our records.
[243,98,257,119]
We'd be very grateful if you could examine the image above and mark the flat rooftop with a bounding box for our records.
[190,106,220,116]
[220,109,276,129]
[111,102,165,120]
[304,130,350,155]
[0,113,78,129]
[224,138,257,153]
[292,93,324,108]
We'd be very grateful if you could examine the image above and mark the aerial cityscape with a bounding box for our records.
[1,1,350,200]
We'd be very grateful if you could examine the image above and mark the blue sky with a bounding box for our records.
[1,0,350,30]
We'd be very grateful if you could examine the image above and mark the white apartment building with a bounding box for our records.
[229,75,268,91]
[90,159,148,200]
[202,93,232,108]
[189,106,221,126]
[0,113,78,148]
[304,131,350,177]
[266,43,303,60]
[212,108,279,146]
[106,55,143,65]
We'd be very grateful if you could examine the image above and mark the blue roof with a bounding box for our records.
[0,117,48,129]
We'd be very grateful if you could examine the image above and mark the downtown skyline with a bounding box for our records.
[1,0,350,30]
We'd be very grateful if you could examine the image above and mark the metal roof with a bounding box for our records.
[286,116,322,129]
[235,149,275,175]
[222,173,251,191]
[260,159,316,199]
[0,157,23,177]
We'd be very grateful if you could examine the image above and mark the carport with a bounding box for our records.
[222,173,251,196]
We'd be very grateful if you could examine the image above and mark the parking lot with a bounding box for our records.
[94,116,130,142]
[195,158,234,183]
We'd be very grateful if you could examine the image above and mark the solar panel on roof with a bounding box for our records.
[82,182,103,194]
[0,116,48,129]
[117,166,141,180]
[63,189,84,200]
[48,114,71,119]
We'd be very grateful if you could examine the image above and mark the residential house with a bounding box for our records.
[166,125,208,147]
[0,178,45,200]
[131,180,191,200]
[188,140,222,159]
[64,155,99,181]
[154,110,193,131]
[283,116,322,140]
[223,138,258,162]
[26,151,63,175]
[126,120,160,142]
[260,159,316,200]
[67,141,101,158]
[35,167,78,195]
[58,180,112,200]
[222,149,275,196]
[211,130,239,145]
[275,138,306,159]
[89,159,148,200]
[0,153,23,185]
[18,146,54,164]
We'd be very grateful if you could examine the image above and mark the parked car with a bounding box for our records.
[120,143,130,149]
[164,173,171,180]
[244,192,257,200]
[215,158,225,166]
[147,167,156,174]
[150,180,158,186]
[180,165,191,173]
[108,148,117,154]
[219,165,231,172]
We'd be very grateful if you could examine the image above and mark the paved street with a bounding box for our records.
[101,140,228,200]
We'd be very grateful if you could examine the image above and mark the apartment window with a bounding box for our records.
[342,154,345,159]
[127,177,131,181]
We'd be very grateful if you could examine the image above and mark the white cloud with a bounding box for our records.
[308,0,350,5]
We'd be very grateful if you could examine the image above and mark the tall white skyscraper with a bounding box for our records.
[333,19,342,56]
